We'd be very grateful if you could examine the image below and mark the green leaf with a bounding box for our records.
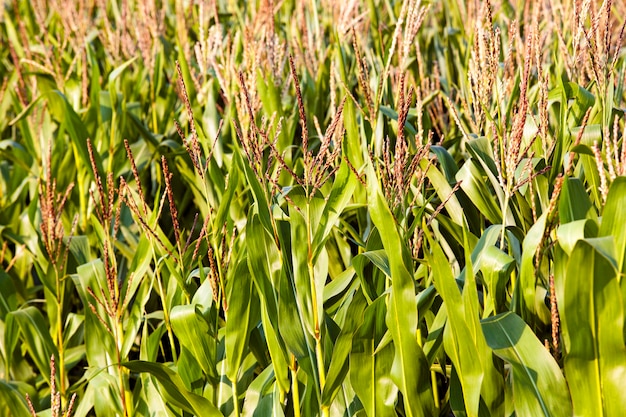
[461,228,505,417]
[478,245,515,316]
[214,150,241,230]
[67,235,91,266]
[0,269,18,319]
[256,69,291,153]
[133,374,173,416]
[556,219,598,256]
[246,214,290,394]
[7,307,58,385]
[170,303,218,382]
[241,366,278,417]
[561,238,626,416]
[599,177,626,342]
[238,150,273,235]
[288,201,319,339]
[465,137,501,189]
[366,161,435,417]
[559,177,593,223]
[424,159,465,226]
[39,87,100,183]
[335,47,363,170]
[482,312,572,417]
[122,360,222,416]
[108,57,138,87]
[517,212,548,326]
[430,145,458,182]
[225,257,258,382]
[312,161,357,260]
[277,263,310,360]
[322,290,367,407]
[577,128,603,207]
[356,250,391,277]
[91,372,126,416]
[456,160,503,225]
[425,231,484,417]
[350,296,397,417]
[0,380,32,417]
[72,260,117,365]
[353,249,389,302]
[599,177,626,274]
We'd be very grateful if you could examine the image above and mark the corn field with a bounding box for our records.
[1,0,626,416]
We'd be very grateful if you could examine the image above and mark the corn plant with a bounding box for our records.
[1,0,626,416]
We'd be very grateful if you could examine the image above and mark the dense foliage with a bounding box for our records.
[1,0,626,416]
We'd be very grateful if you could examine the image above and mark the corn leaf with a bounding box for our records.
[170,303,218,382]
[123,360,222,416]
[482,312,572,416]
[366,161,435,417]
[225,258,258,382]
[246,214,291,394]
[425,231,484,417]
[350,296,397,417]
[561,238,626,416]
[6,307,57,386]
[0,379,33,417]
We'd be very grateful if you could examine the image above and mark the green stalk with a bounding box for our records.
[56,301,65,394]
[500,191,510,251]
[54,268,67,404]
[418,322,440,411]
[163,312,178,362]
[218,358,228,412]
[231,376,240,417]
[115,319,130,417]
[151,78,158,133]
[155,269,178,362]
[78,172,88,230]
[291,355,301,417]
[111,244,131,417]
[510,268,517,298]
[108,111,116,175]
[430,363,452,376]
[305,200,328,417]
[431,369,440,411]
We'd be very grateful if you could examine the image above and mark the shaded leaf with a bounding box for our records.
[482,312,572,417]
[561,239,626,417]
[122,360,222,416]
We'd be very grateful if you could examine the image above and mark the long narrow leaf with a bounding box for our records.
[561,238,626,416]
[7,307,58,386]
[366,161,435,417]
[122,360,222,416]
[350,296,397,417]
[482,312,572,417]
[425,231,483,417]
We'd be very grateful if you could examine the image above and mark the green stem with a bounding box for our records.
[164,314,178,362]
[151,78,158,133]
[291,355,301,417]
[56,301,66,390]
[115,320,130,417]
[500,191,510,251]
[431,369,440,411]
[156,270,178,362]
[108,112,115,175]
[231,376,240,417]
[55,268,67,406]
[510,268,517,298]
[430,363,452,376]
[305,202,327,393]
[218,358,227,410]
[78,172,88,230]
